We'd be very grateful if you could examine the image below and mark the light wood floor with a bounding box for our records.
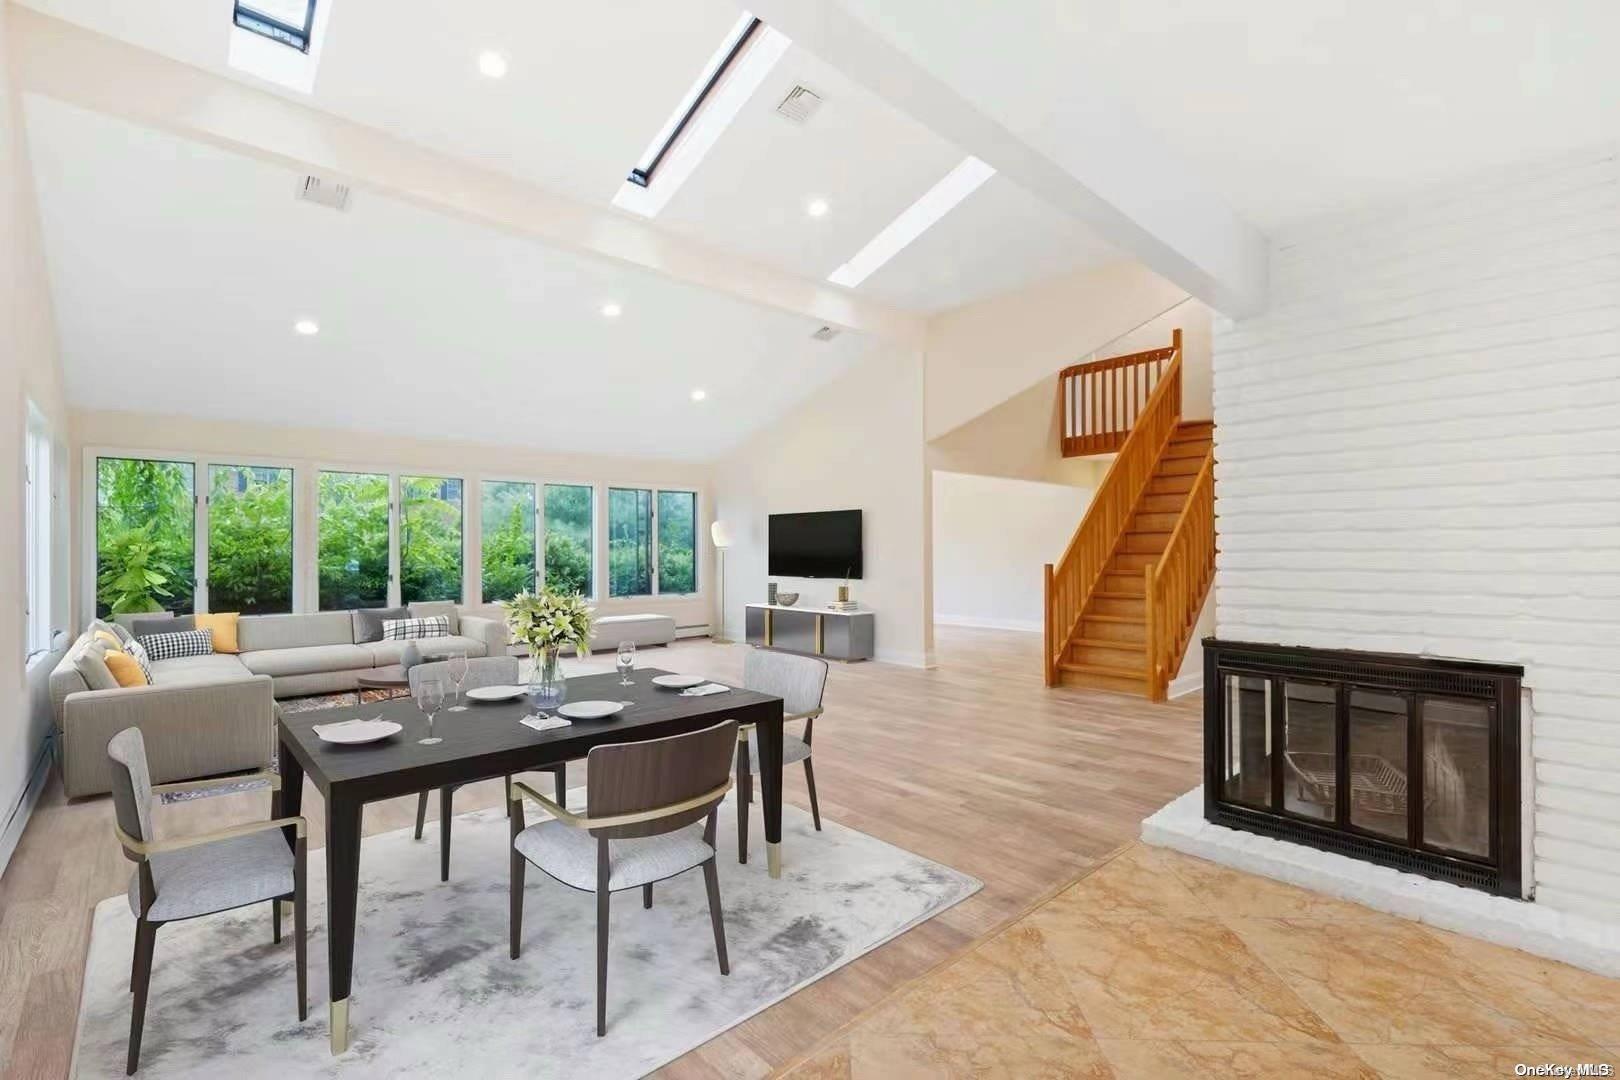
[0,627,1203,1079]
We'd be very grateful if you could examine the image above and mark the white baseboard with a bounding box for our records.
[1167,672,1203,700]
[0,740,52,878]
[932,614,1042,633]
[874,648,932,669]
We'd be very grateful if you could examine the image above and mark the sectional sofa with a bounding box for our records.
[50,602,506,798]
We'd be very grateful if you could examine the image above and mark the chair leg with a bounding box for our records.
[294,836,308,1022]
[803,757,822,831]
[553,763,567,808]
[271,897,282,944]
[510,792,526,960]
[439,786,453,882]
[702,858,730,976]
[414,790,428,840]
[595,885,610,1037]
[503,774,513,819]
[735,754,751,865]
[642,883,652,909]
[127,917,160,1075]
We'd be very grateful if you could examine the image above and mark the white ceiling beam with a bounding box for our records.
[7,7,926,345]
[746,0,1270,318]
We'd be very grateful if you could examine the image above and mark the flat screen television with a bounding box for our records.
[768,509,863,580]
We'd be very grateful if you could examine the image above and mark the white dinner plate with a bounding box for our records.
[651,673,706,690]
[557,700,624,720]
[312,718,403,745]
[466,684,528,702]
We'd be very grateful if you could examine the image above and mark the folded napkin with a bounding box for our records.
[520,713,571,733]
[680,683,731,697]
[313,716,386,734]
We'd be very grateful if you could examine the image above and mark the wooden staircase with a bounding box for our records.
[1044,331,1217,700]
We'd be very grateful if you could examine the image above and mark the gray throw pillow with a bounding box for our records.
[130,614,194,640]
[353,606,409,644]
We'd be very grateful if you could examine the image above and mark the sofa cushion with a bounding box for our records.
[72,639,120,691]
[195,612,241,654]
[104,650,150,687]
[381,614,451,641]
[240,644,375,678]
[352,606,409,644]
[407,601,460,635]
[149,653,254,687]
[368,635,487,667]
[130,613,195,639]
[588,613,677,651]
[140,628,215,661]
[237,612,355,652]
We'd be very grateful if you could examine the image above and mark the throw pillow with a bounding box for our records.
[104,650,150,688]
[131,614,196,640]
[353,606,409,644]
[380,615,451,641]
[89,618,133,646]
[195,612,241,654]
[92,629,125,652]
[407,601,460,635]
[72,640,120,691]
[125,638,155,683]
[139,628,214,661]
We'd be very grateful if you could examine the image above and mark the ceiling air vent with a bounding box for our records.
[775,85,823,124]
[296,174,351,211]
[811,325,841,342]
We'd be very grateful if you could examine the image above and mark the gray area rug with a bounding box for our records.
[73,795,980,1078]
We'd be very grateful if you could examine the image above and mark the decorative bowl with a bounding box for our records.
[776,592,800,607]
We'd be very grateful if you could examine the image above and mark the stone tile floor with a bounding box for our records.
[779,843,1620,1079]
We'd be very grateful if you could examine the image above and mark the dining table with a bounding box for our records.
[272,666,786,1054]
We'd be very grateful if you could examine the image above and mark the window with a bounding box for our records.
[318,471,389,610]
[207,465,293,615]
[25,405,52,656]
[481,480,536,602]
[234,0,317,52]
[657,490,698,594]
[400,475,464,603]
[543,483,594,597]
[607,488,654,597]
[96,457,195,618]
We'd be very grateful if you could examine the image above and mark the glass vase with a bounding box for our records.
[527,645,567,710]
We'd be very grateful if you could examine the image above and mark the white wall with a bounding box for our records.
[2,2,70,870]
[932,471,1090,632]
[713,343,931,667]
[1213,142,1620,925]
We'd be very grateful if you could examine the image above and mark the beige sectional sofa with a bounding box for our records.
[50,602,507,798]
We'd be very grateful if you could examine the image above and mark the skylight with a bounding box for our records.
[612,13,791,219]
[233,0,317,53]
[827,157,996,288]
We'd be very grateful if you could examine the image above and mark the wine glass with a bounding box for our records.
[616,640,636,686]
[416,678,445,745]
[446,652,470,712]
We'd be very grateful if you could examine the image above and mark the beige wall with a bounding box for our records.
[3,1,70,860]
[70,409,716,634]
[928,376,1110,488]
[712,343,932,667]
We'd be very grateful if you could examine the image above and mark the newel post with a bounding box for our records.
[1043,563,1057,687]
[1143,562,1160,700]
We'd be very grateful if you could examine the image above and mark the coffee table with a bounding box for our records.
[353,665,410,705]
[274,667,785,1054]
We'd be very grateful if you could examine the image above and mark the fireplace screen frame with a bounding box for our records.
[1203,639,1523,898]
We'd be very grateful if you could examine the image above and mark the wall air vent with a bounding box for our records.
[811,325,841,342]
[775,85,823,124]
[296,174,351,211]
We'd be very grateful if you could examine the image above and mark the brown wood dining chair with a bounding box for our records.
[507,719,737,1037]
[106,726,307,1075]
[408,656,567,881]
[734,648,828,863]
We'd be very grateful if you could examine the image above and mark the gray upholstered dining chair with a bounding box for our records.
[409,655,568,882]
[734,648,828,863]
[507,719,737,1037]
[106,727,307,1075]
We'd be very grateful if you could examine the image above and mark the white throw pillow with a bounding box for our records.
[72,639,120,691]
[380,615,451,641]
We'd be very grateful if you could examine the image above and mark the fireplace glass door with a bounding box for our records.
[1421,697,1493,859]
[1347,689,1410,841]
[1282,681,1338,822]
[1222,674,1272,809]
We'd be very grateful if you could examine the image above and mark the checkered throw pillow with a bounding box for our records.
[380,615,451,641]
[124,637,155,682]
[139,628,214,660]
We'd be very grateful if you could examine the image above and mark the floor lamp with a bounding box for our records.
[711,520,734,644]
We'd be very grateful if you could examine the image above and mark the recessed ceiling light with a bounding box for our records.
[690,389,707,402]
[806,197,829,218]
[294,319,319,335]
[828,156,995,288]
[600,302,622,318]
[477,50,508,79]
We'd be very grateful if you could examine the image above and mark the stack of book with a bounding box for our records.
[826,600,859,612]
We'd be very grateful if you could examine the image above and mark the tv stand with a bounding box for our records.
[744,603,873,662]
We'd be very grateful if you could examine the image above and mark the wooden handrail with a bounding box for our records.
[1144,447,1216,701]
[1058,342,1178,457]
[1044,330,1182,686]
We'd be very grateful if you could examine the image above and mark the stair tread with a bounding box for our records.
[1093,591,1144,600]
[1082,614,1145,624]
[1058,660,1147,679]
[1070,637,1145,651]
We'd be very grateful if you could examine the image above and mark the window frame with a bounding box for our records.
[233,0,318,53]
[89,452,200,620]
[25,404,54,659]
[604,483,702,599]
[205,461,297,616]
[476,477,541,604]
[396,472,468,606]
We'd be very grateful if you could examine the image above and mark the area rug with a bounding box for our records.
[72,796,980,1078]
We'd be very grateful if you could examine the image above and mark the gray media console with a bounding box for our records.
[744,603,874,662]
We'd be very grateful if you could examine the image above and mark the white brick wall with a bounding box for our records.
[1212,143,1620,925]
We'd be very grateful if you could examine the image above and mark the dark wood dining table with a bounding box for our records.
[272,667,786,1054]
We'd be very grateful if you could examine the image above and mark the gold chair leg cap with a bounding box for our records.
[767,841,783,879]
[329,998,350,1054]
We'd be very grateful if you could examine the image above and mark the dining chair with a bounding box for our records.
[409,656,568,882]
[507,719,737,1037]
[106,727,307,1075]
[734,648,828,864]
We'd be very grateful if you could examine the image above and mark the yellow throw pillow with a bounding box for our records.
[195,612,241,654]
[105,650,150,688]
[93,629,125,652]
